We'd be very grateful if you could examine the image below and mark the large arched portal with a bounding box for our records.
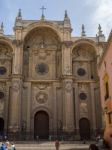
[72,42,97,80]
[23,27,62,79]
[34,111,49,139]
[79,118,90,140]
[0,118,4,134]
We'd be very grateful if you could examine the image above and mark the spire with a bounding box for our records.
[98,24,103,36]
[16,9,22,20]
[64,10,71,28]
[64,10,68,18]
[0,22,4,35]
[96,24,105,42]
[15,9,22,28]
[81,24,86,36]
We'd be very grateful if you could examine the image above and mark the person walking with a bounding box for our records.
[55,140,60,150]
[0,142,7,150]
[89,144,99,150]
[11,143,16,150]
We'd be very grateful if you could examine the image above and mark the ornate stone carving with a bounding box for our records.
[37,84,48,90]
[62,41,73,48]
[0,82,6,91]
[39,51,47,59]
[80,103,88,117]
[36,92,48,104]
[64,65,71,74]
[0,46,12,60]
[13,40,23,47]
[24,28,59,50]
[65,81,72,92]
[78,83,89,91]
[12,80,20,91]
[72,48,95,60]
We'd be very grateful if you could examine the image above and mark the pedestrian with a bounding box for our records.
[0,142,7,150]
[11,143,16,150]
[5,140,10,150]
[96,135,101,142]
[55,140,60,150]
[110,134,112,150]
[89,144,99,150]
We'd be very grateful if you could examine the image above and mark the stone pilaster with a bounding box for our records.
[8,78,22,132]
[90,82,96,130]
[62,41,72,76]
[63,78,74,132]
[8,31,23,132]
[74,83,80,134]
[12,40,23,75]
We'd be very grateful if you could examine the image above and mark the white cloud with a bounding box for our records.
[91,0,112,37]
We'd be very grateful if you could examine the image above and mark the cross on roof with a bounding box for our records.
[40,6,46,20]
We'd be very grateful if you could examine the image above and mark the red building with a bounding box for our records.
[98,31,112,146]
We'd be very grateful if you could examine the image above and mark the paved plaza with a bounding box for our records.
[15,141,89,150]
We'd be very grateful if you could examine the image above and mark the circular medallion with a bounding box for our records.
[0,67,7,75]
[79,92,87,100]
[36,63,49,75]
[36,92,48,104]
[0,91,5,99]
[77,68,86,76]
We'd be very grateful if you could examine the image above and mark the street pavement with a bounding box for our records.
[14,141,93,150]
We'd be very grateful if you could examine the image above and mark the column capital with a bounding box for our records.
[62,41,73,48]
[12,40,23,47]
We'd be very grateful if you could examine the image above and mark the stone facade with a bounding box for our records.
[0,11,103,139]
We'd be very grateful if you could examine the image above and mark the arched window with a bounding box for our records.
[105,82,109,100]
[103,74,109,100]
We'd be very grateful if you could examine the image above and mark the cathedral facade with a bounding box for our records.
[0,10,104,140]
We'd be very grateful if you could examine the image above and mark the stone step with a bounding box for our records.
[14,143,89,150]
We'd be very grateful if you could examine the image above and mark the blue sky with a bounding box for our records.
[0,0,112,38]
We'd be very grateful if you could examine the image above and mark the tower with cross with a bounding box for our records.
[40,6,46,20]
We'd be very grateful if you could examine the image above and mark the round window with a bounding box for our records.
[79,92,87,100]
[77,68,86,76]
[36,63,49,75]
[0,92,4,99]
[0,67,7,75]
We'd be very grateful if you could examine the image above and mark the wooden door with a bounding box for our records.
[0,118,4,135]
[79,118,90,140]
[34,111,49,139]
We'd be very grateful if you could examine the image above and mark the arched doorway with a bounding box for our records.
[0,118,4,135]
[79,118,90,140]
[34,111,49,139]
